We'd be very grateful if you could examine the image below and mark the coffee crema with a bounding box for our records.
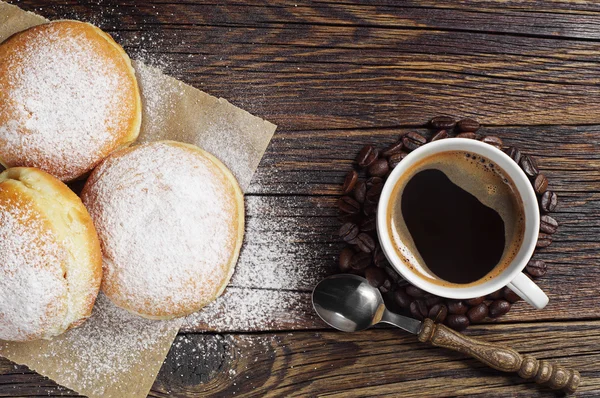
[387,151,525,287]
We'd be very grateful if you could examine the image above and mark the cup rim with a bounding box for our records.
[376,138,540,299]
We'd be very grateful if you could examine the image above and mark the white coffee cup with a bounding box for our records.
[376,138,549,309]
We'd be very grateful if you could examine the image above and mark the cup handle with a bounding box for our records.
[507,272,549,309]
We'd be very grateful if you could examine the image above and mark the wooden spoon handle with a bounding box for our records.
[417,319,580,393]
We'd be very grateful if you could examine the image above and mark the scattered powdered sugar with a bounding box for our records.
[0,195,67,341]
[0,22,133,181]
[82,142,240,318]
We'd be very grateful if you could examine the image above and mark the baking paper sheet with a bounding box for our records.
[0,2,277,397]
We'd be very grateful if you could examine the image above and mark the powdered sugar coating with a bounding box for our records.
[82,141,243,319]
[0,191,67,341]
[0,21,139,181]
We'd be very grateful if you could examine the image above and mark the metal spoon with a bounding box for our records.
[312,274,580,393]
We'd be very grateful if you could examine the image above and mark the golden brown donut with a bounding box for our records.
[0,168,102,342]
[0,20,141,181]
[81,141,245,320]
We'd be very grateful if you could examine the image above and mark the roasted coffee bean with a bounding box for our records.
[350,251,372,270]
[540,190,558,213]
[502,287,521,303]
[356,145,379,168]
[410,300,428,321]
[365,184,383,204]
[480,135,503,149]
[337,213,359,224]
[428,304,448,323]
[368,158,389,177]
[526,259,547,278]
[379,279,392,294]
[431,129,448,141]
[352,232,376,253]
[448,301,468,315]
[342,170,358,194]
[339,222,359,242]
[363,202,377,216]
[505,146,522,164]
[425,295,443,307]
[519,154,539,178]
[365,266,386,288]
[339,246,355,272]
[457,118,480,133]
[353,181,367,203]
[406,285,427,298]
[429,116,456,130]
[373,246,388,267]
[487,290,503,300]
[402,132,427,151]
[465,296,485,306]
[393,287,412,309]
[382,140,404,157]
[366,176,383,189]
[467,303,489,323]
[456,132,477,139]
[489,300,511,318]
[536,232,552,248]
[540,215,558,234]
[360,215,377,233]
[533,174,548,195]
[338,196,360,214]
[388,152,409,169]
[446,314,470,331]
[384,266,400,283]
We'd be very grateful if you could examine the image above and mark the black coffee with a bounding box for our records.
[388,151,525,286]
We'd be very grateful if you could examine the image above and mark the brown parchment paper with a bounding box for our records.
[0,2,277,397]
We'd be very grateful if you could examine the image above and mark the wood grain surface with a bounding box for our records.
[2,1,600,397]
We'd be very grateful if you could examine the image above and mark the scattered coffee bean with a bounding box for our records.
[425,295,443,307]
[429,116,456,130]
[365,266,386,288]
[388,152,408,169]
[540,190,558,213]
[536,232,552,248]
[360,215,376,233]
[519,154,539,178]
[410,300,428,321]
[502,287,521,303]
[406,285,427,298]
[457,118,480,133]
[533,174,548,195]
[489,300,511,318]
[365,184,383,204]
[456,132,477,139]
[448,301,468,315]
[353,232,376,253]
[505,147,522,164]
[350,251,372,270]
[339,222,359,242]
[342,170,358,194]
[393,288,412,309]
[339,246,354,272]
[363,202,377,216]
[368,158,389,177]
[431,129,448,141]
[337,213,358,224]
[467,303,489,323]
[338,196,360,214]
[446,314,470,331]
[402,132,427,151]
[526,259,547,278]
[353,181,367,203]
[480,135,503,149]
[366,176,383,189]
[382,140,404,157]
[428,304,448,323]
[356,145,379,168]
[540,215,558,234]
[373,246,388,267]
[465,297,485,306]
[487,290,503,300]
[383,266,400,283]
[379,279,392,294]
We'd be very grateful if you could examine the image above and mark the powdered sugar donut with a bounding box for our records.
[0,20,141,181]
[81,141,245,320]
[0,168,102,342]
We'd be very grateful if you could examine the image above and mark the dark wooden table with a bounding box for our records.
[2,1,600,396]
